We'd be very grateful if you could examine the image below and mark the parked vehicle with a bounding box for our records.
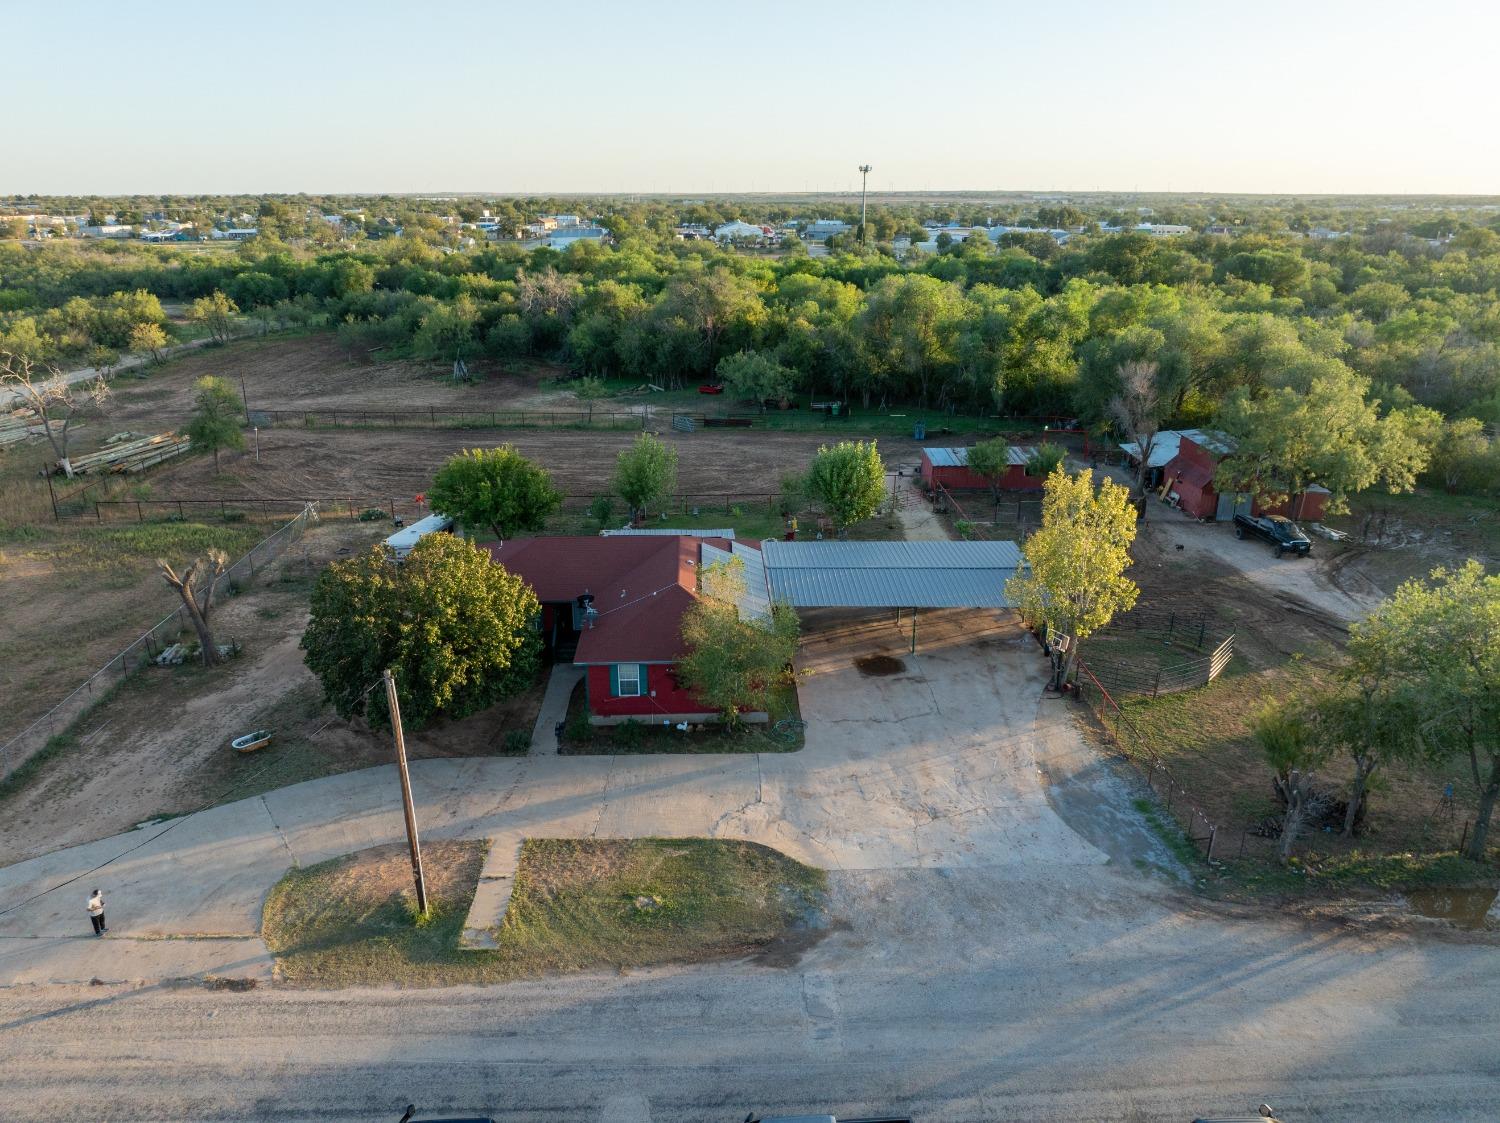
[1233,513,1312,558]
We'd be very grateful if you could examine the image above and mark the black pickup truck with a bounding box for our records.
[1233,513,1312,558]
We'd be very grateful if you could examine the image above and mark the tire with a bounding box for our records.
[1234,526,1245,539]
[1274,545,1284,558]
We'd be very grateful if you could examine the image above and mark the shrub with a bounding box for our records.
[357,508,387,522]
[503,729,531,754]
[588,494,615,527]
[565,708,594,743]
[614,719,645,748]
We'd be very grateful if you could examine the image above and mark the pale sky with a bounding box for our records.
[5,0,1496,196]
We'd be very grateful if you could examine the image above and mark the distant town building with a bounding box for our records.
[714,220,770,242]
[804,219,850,239]
[546,225,608,250]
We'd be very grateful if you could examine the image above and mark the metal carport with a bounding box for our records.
[759,539,1026,652]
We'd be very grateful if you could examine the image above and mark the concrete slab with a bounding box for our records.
[0,608,1171,984]
[530,663,585,754]
[459,839,523,950]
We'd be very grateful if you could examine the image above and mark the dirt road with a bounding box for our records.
[2,869,1496,1122]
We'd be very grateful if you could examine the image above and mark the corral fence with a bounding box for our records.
[1071,656,1230,861]
[0,504,318,778]
[1080,609,1236,700]
[929,480,1043,540]
[54,491,792,525]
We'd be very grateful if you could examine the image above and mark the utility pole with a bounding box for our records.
[858,164,872,246]
[383,669,429,916]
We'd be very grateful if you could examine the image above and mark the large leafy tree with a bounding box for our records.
[1214,361,1432,517]
[185,375,245,473]
[716,350,796,408]
[614,431,678,520]
[428,446,561,542]
[1349,562,1500,860]
[808,440,886,530]
[1006,466,1139,685]
[678,560,800,729]
[301,535,541,732]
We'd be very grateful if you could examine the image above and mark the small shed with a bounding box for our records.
[1161,431,1330,523]
[918,446,1043,493]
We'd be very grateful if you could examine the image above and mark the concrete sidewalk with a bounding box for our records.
[0,611,1171,985]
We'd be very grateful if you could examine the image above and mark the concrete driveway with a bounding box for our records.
[0,610,1173,984]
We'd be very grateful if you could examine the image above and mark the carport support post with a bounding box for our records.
[383,669,429,917]
[910,607,918,654]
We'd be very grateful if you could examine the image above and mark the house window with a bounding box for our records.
[615,664,643,697]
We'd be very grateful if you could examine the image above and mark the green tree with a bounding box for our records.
[677,560,800,729]
[1214,363,1432,517]
[807,440,886,531]
[716,350,796,408]
[411,293,480,363]
[1251,702,1328,864]
[301,535,541,732]
[964,436,1012,501]
[1027,441,1066,477]
[614,432,678,520]
[1351,562,1500,860]
[129,321,168,362]
[185,375,245,473]
[189,291,239,344]
[428,446,562,543]
[1005,466,1139,685]
[1427,417,1493,493]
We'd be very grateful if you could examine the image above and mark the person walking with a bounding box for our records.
[87,889,107,936]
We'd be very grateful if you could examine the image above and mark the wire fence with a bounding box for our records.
[0,504,318,778]
[1072,655,1231,861]
[54,491,790,525]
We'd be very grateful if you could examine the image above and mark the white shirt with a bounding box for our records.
[87,895,105,917]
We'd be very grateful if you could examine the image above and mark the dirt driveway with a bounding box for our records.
[1138,500,1383,625]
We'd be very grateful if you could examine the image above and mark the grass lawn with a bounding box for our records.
[263,837,826,988]
[560,677,804,753]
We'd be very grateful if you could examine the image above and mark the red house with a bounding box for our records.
[489,535,767,725]
[1161,430,1329,523]
[919,446,1045,492]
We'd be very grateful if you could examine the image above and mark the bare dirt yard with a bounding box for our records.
[0,518,547,865]
[104,333,582,422]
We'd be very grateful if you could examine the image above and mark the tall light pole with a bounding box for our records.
[858,164,872,246]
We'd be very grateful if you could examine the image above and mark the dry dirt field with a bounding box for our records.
[0,517,547,865]
[105,333,580,421]
[67,334,923,513]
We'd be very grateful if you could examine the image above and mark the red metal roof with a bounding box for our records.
[488,536,737,664]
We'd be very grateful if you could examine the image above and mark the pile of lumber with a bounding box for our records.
[61,431,191,477]
[0,406,43,449]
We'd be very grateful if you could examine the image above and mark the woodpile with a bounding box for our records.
[0,406,43,449]
[60,432,191,477]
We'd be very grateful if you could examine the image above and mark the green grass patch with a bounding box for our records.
[35,522,265,581]
[263,837,825,988]
[1216,850,1493,900]
[1131,796,1205,870]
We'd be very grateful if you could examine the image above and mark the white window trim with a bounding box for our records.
[617,664,643,697]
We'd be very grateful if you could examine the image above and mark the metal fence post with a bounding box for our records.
[1206,826,1216,860]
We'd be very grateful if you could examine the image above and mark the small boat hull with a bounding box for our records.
[231,730,273,754]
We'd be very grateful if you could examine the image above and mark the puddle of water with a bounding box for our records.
[855,655,906,677]
[1406,887,1498,929]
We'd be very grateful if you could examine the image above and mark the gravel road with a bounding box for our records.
[3,866,1497,1122]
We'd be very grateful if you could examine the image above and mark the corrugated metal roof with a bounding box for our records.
[923,447,967,467]
[761,539,1024,608]
[764,539,1022,569]
[1179,428,1236,455]
[923,445,1037,467]
[700,541,772,621]
[1120,430,1184,469]
[602,527,736,538]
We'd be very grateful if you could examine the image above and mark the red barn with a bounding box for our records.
[489,535,769,725]
[1161,430,1329,523]
[919,446,1045,493]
